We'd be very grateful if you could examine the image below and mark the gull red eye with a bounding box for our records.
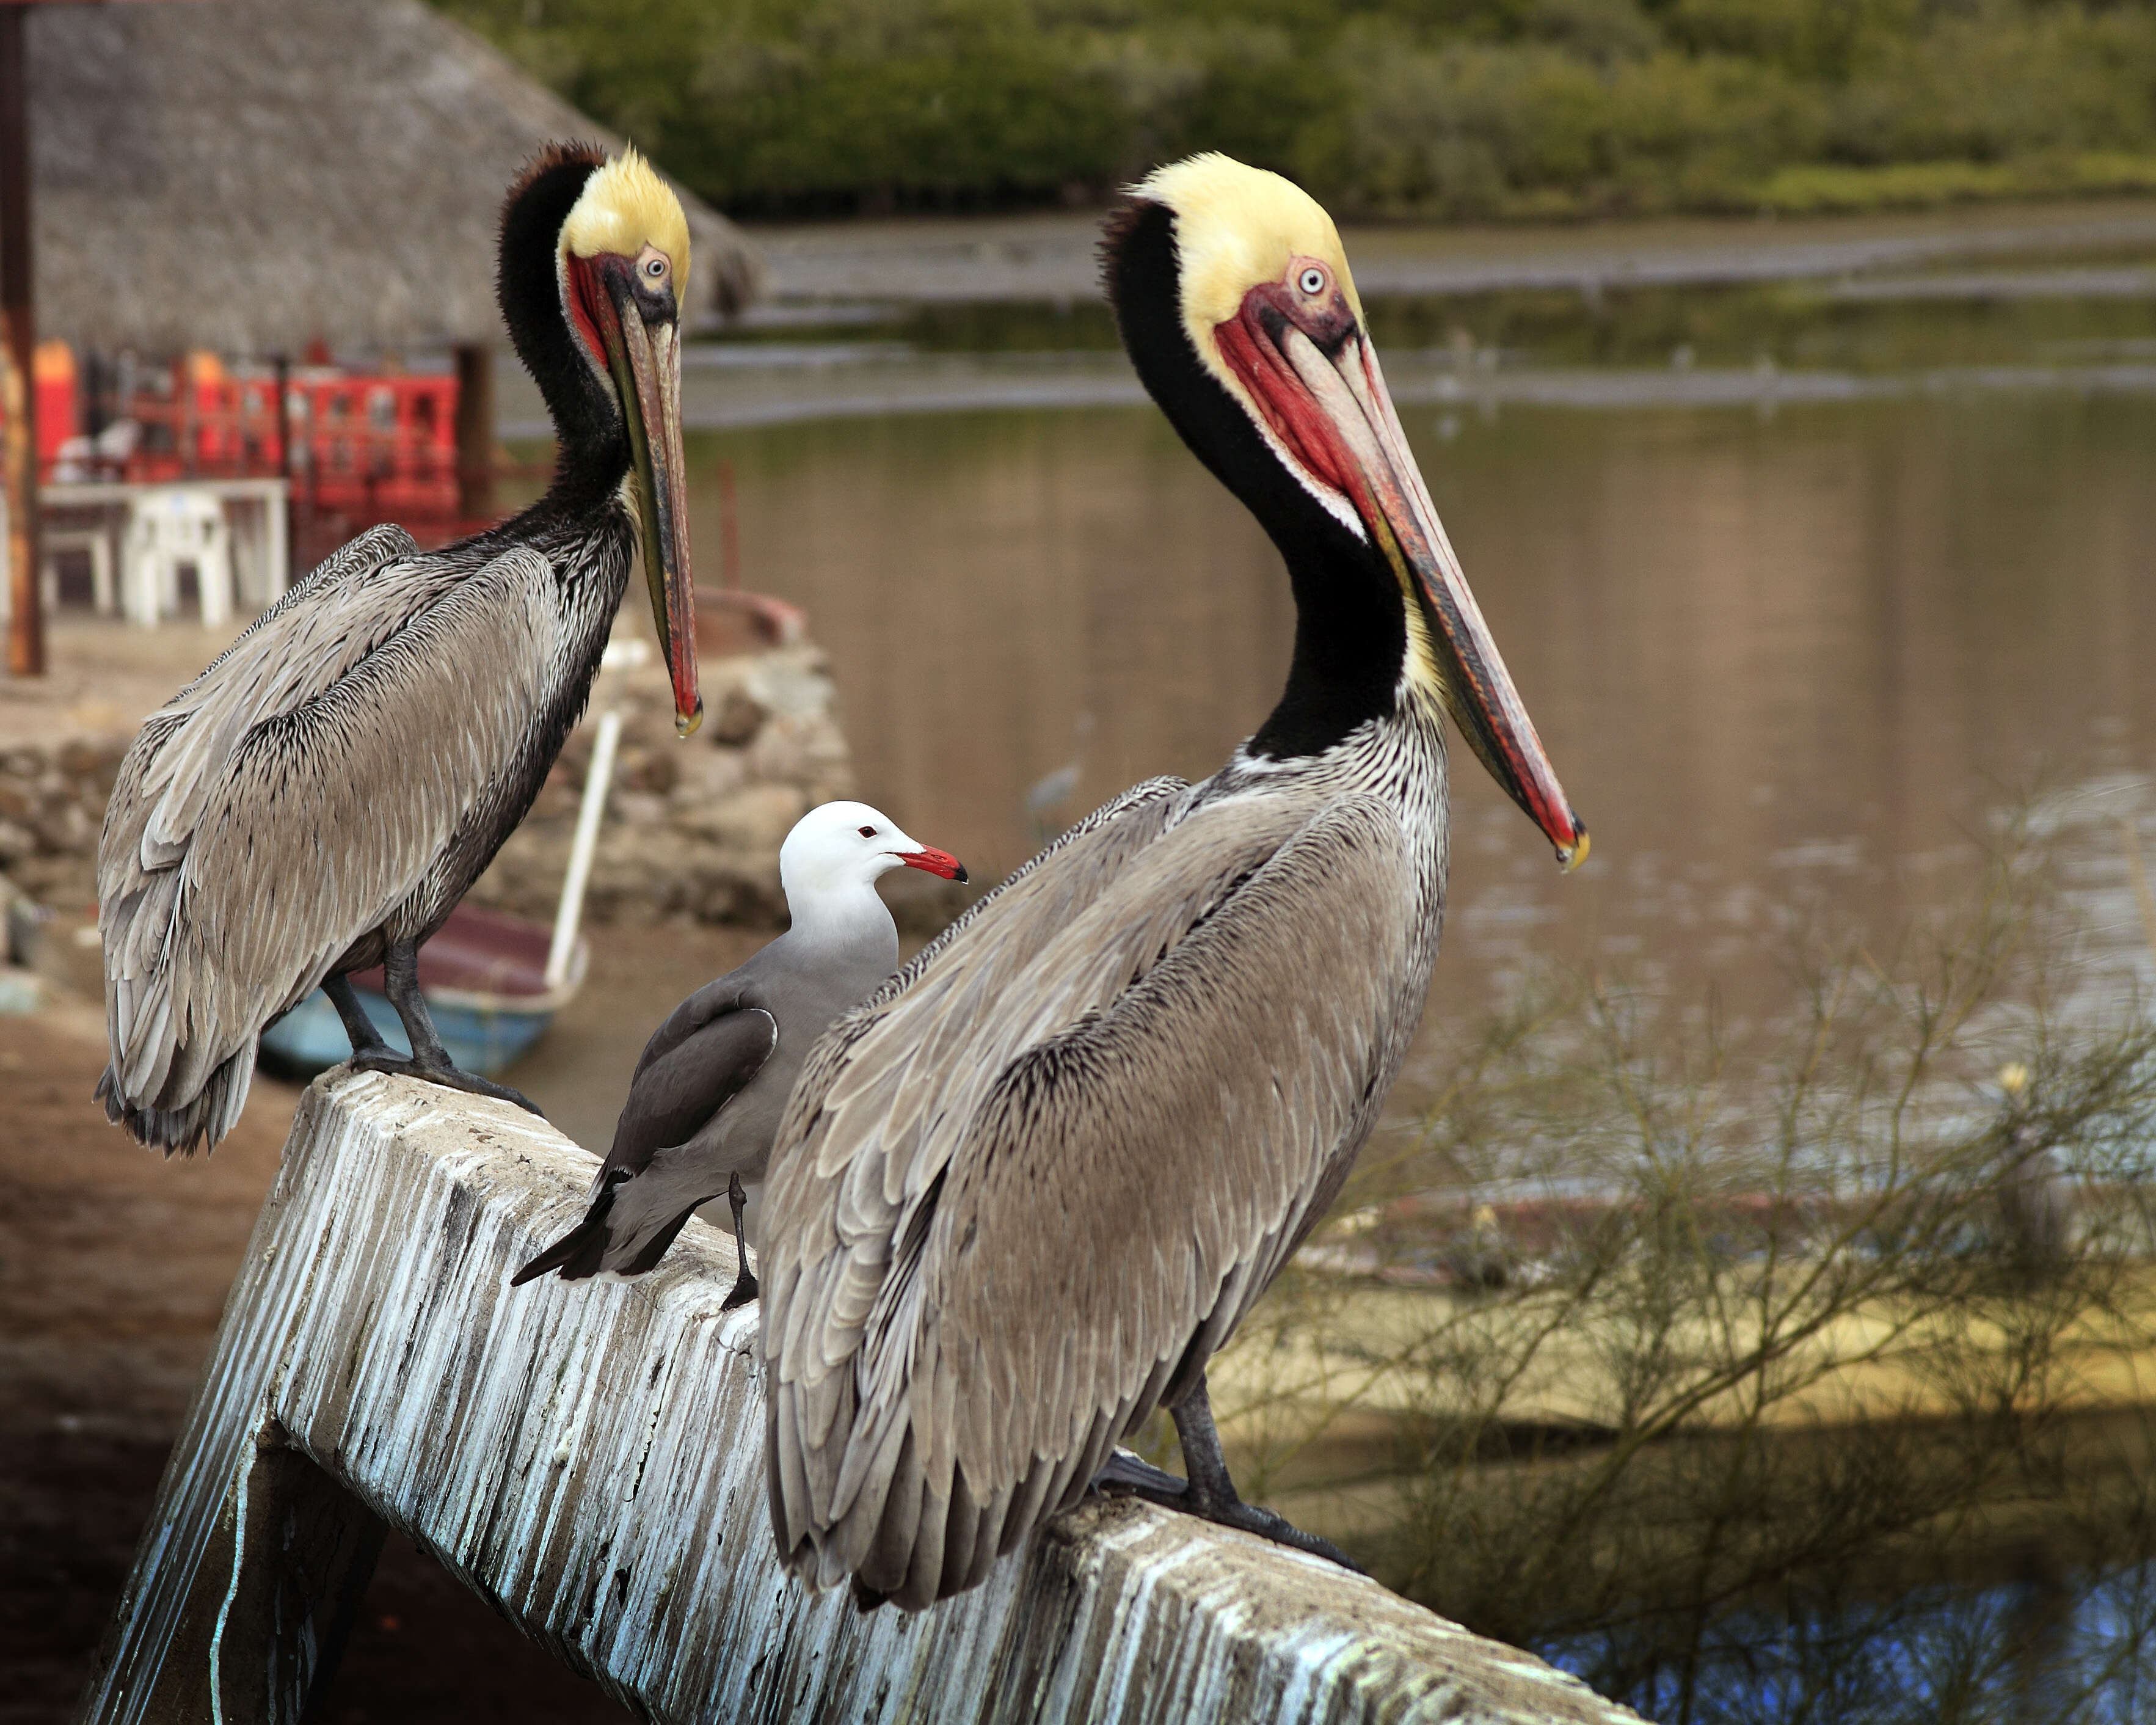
[858,825,876,837]
[1298,266,1326,296]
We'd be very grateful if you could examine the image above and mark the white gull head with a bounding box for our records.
[779,800,967,930]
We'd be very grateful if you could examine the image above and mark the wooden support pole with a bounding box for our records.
[272,352,295,583]
[453,341,494,522]
[0,5,38,677]
[81,1076,1649,1725]
[120,1421,386,1723]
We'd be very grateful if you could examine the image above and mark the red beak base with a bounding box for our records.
[898,848,968,884]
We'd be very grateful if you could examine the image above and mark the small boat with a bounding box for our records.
[258,640,636,1081]
[257,902,586,1079]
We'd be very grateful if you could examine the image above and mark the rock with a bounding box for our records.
[706,690,768,748]
[617,745,679,797]
[34,802,92,854]
[610,790,669,828]
[58,739,119,787]
[879,866,975,938]
[0,638,901,937]
[669,746,749,808]
[676,782,809,855]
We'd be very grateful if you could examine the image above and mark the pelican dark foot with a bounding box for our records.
[1098,1376,1364,1575]
[347,1046,544,1116]
[333,945,545,1118]
[719,1170,760,1310]
[1091,1448,1186,1497]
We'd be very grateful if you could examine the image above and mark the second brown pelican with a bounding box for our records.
[97,144,701,1153]
[759,154,1587,1610]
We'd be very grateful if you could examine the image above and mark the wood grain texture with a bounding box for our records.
[83,1074,1647,1725]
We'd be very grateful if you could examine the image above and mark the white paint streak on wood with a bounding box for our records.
[84,1074,1653,1725]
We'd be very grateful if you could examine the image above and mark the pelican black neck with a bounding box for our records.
[1104,200,1408,762]
[497,147,631,511]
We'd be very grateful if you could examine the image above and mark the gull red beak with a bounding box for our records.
[897,847,968,884]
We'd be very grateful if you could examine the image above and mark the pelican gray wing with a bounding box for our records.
[761,787,1416,1607]
[97,542,562,1151]
[98,524,420,891]
[782,775,1189,1098]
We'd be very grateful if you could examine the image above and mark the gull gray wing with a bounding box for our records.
[509,997,781,1285]
[603,977,779,1182]
[98,542,561,1150]
[760,788,1418,1608]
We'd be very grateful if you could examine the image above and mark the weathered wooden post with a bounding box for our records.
[453,341,495,523]
[81,1074,1651,1725]
[0,1,38,676]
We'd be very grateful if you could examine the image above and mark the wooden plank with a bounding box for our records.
[453,343,495,522]
[82,1074,1652,1725]
[0,4,35,676]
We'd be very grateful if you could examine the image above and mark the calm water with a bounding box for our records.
[495,271,2156,1085]
[632,383,2156,1096]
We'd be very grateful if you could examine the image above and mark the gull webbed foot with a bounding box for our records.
[719,1268,760,1311]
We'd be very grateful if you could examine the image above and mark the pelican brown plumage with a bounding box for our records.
[96,143,702,1154]
[758,154,1589,1611]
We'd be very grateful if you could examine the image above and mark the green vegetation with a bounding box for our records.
[433,0,2156,219]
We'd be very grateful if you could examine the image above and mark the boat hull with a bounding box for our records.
[256,902,585,1080]
[258,985,558,1079]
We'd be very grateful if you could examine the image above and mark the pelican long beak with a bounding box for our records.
[1220,304,1587,870]
[585,257,702,735]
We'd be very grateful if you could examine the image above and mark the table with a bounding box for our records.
[26,476,290,625]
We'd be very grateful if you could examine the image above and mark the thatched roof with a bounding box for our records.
[31,0,762,356]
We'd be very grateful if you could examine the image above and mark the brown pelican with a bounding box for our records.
[511,800,966,1301]
[758,155,1587,1610]
[96,144,702,1154]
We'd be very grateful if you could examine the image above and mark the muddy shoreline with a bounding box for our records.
[740,195,2156,307]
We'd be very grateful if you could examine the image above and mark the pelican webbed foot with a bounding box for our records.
[1094,1375,1365,1575]
[719,1170,760,1310]
[337,940,545,1118]
[347,1045,545,1117]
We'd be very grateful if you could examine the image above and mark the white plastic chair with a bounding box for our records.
[122,487,233,628]
[40,524,116,614]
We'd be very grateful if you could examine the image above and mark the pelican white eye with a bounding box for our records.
[644,255,668,280]
[1298,266,1327,296]
[858,825,876,838]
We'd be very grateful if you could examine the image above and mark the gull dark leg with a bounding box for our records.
[323,974,393,1059]
[1093,1372,1363,1574]
[720,1170,759,1311]
[350,935,544,1117]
